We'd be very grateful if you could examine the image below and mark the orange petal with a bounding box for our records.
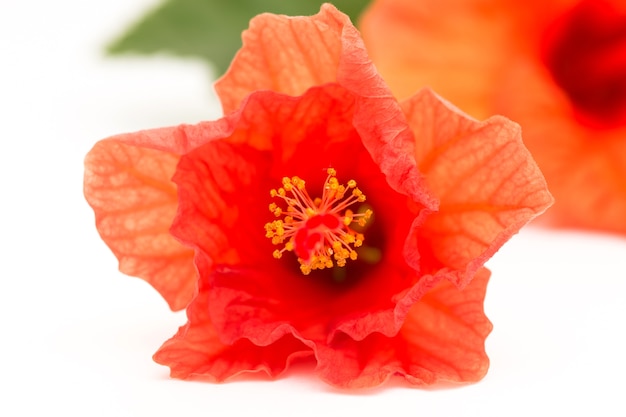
[215,4,425,207]
[84,131,196,311]
[171,135,273,269]
[316,268,492,388]
[153,272,313,381]
[402,89,553,287]
[215,4,348,113]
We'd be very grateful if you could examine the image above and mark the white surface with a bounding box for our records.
[1,1,625,416]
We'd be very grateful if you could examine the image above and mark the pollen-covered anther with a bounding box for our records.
[264,168,373,275]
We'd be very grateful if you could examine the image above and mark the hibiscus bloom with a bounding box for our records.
[361,0,626,234]
[84,5,552,388]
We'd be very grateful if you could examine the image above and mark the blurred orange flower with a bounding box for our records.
[362,0,626,234]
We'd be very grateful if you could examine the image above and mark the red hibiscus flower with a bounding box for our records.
[84,5,552,388]
[361,0,626,234]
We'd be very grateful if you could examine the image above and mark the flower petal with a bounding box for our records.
[215,4,347,113]
[84,132,197,310]
[215,3,431,213]
[171,137,272,268]
[401,89,552,287]
[315,268,492,388]
[205,255,434,348]
[153,267,313,381]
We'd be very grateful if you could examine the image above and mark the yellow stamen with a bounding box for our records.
[264,168,372,275]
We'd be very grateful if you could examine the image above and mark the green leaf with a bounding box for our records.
[107,0,369,75]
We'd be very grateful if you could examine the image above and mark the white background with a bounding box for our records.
[2,1,626,416]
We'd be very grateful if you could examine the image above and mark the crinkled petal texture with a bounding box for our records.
[402,89,553,287]
[84,130,200,310]
[361,0,626,234]
[215,4,421,195]
[151,5,552,388]
[316,268,492,388]
[215,5,345,114]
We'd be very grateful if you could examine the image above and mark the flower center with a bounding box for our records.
[264,168,373,275]
[541,0,626,128]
